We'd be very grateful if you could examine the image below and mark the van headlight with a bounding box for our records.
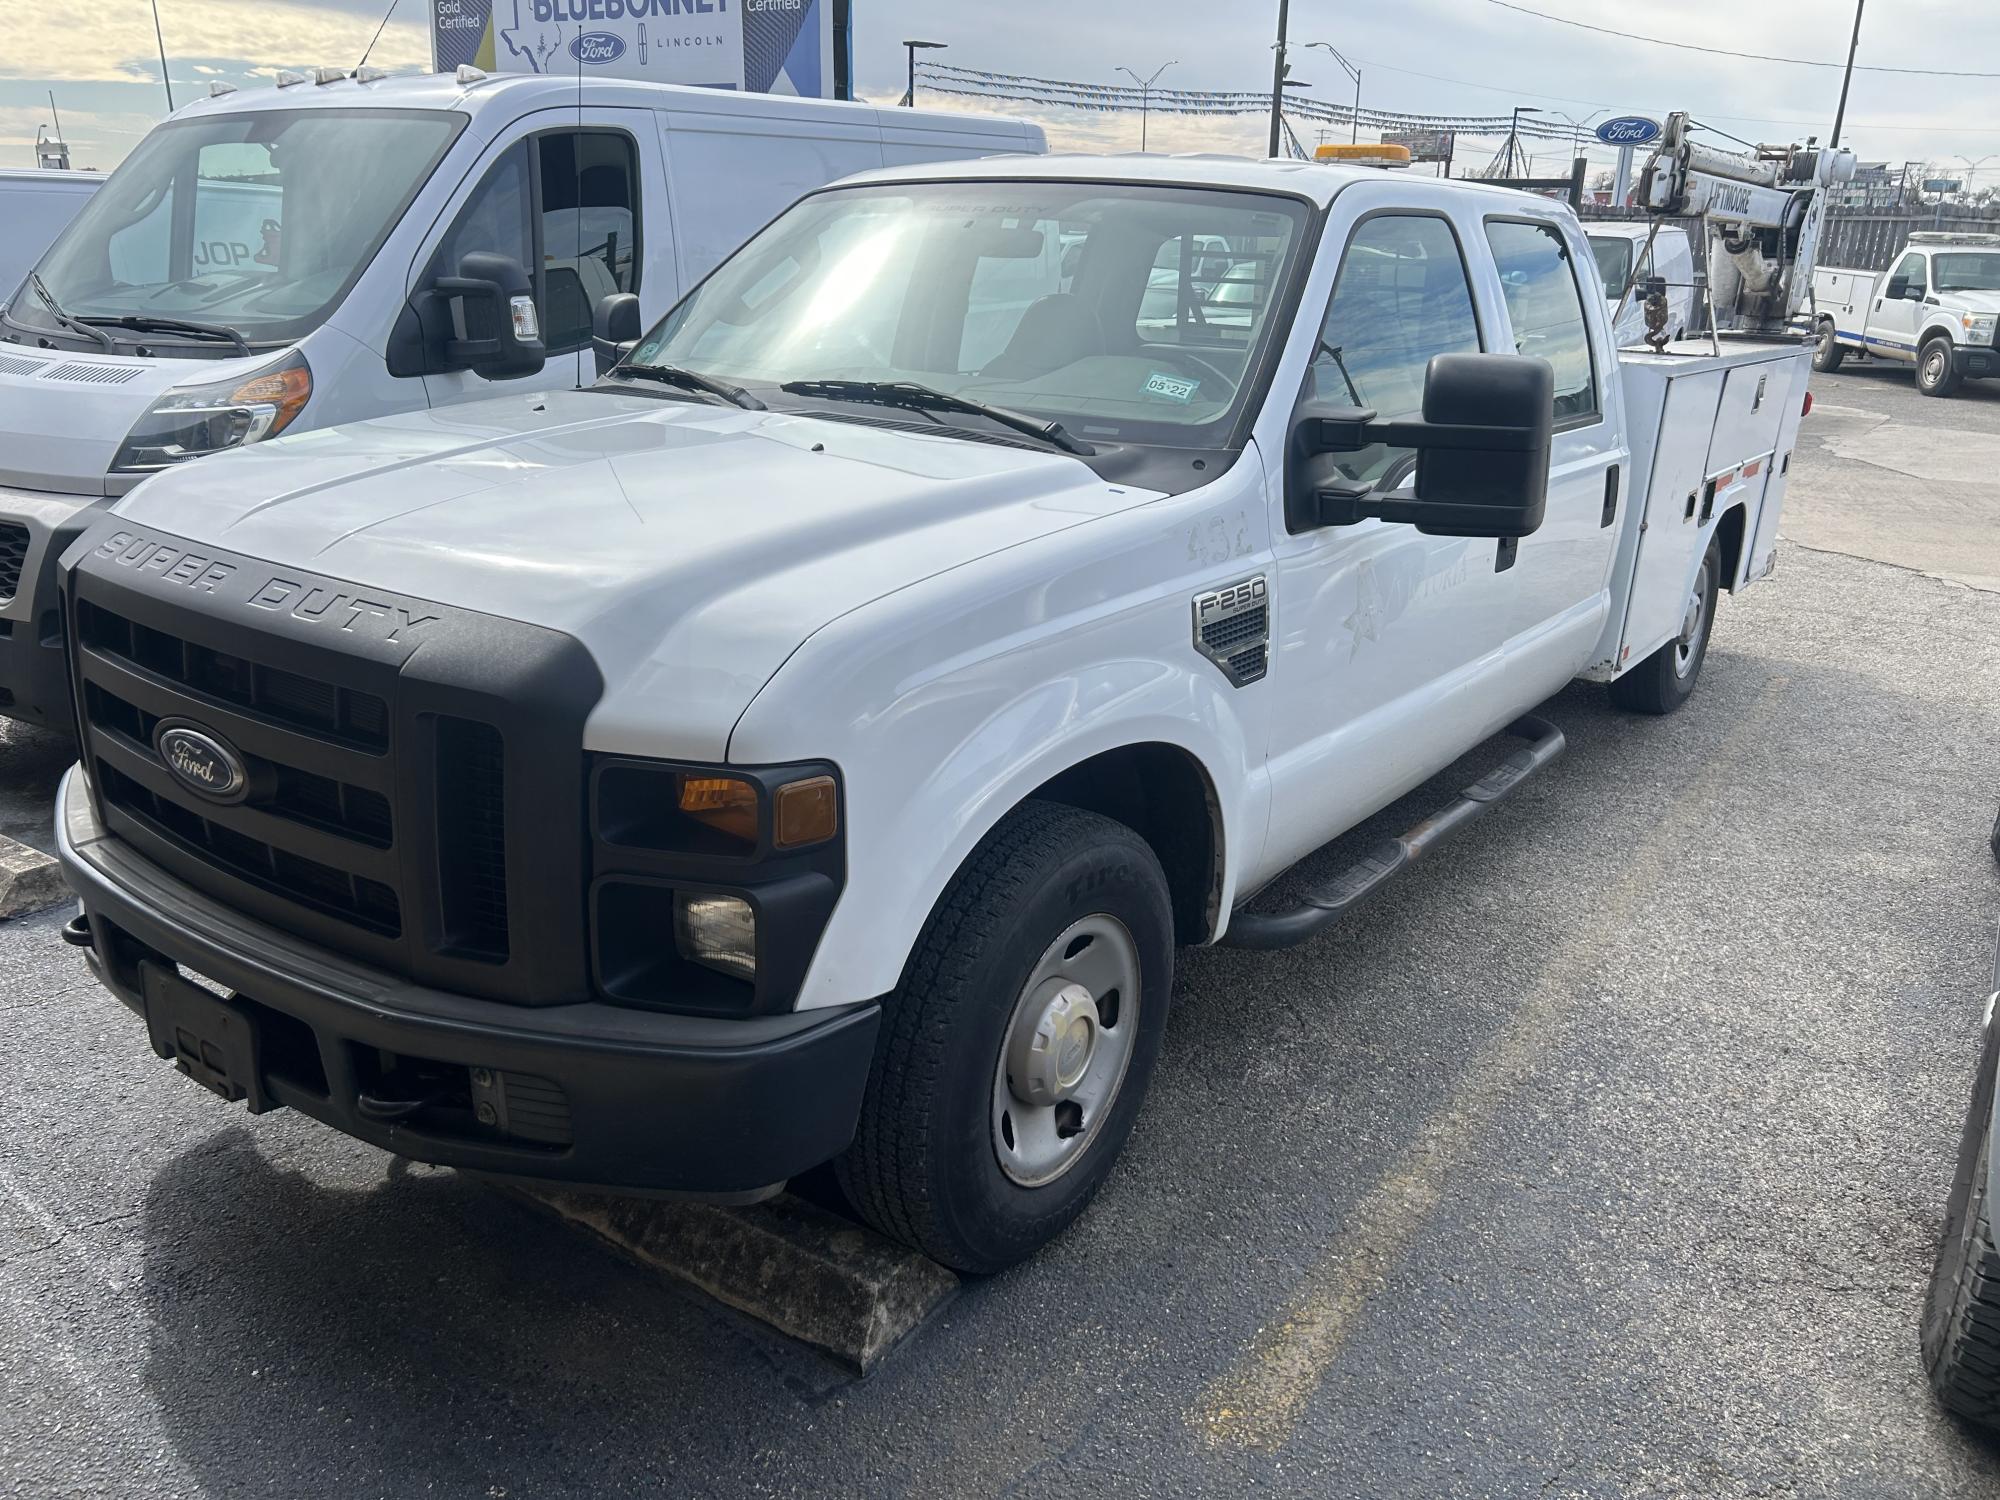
[1962,313,1997,345]
[110,354,312,473]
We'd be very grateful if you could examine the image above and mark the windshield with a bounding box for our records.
[622,181,1310,449]
[1588,236,1632,296]
[1932,253,2000,293]
[8,108,462,352]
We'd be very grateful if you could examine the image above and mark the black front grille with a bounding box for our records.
[96,760,402,934]
[0,522,26,602]
[435,717,510,961]
[77,598,389,748]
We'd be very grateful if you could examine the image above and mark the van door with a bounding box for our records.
[1261,189,1522,876]
[1478,215,1626,666]
[407,108,663,405]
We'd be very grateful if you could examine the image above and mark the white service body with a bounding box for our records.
[0,168,101,305]
[0,71,1041,729]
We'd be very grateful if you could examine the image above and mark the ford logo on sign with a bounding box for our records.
[569,31,625,65]
[1596,116,1662,147]
[154,720,251,804]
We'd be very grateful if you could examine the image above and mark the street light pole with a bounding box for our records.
[1116,60,1178,152]
[1830,0,1865,148]
[1296,42,1361,143]
[901,39,946,107]
[1268,0,1289,159]
[1504,105,1541,177]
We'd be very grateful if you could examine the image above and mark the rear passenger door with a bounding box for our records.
[1479,215,1626,664]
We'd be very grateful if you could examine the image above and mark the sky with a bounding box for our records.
[4,0,1999,187]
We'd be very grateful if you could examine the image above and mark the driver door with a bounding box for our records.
[1869,250,1927,360]
[1261,188,1522,877]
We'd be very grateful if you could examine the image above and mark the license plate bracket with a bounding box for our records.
[140,960,273,1113]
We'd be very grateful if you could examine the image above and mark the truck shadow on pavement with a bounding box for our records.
[136,1131,857,1495]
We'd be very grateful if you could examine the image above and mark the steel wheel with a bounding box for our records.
[1923,345,1949,388]
[1673,555,1713,679]
[991,913,1141,1188]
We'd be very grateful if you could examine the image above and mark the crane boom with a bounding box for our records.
[1636,111,1857,336]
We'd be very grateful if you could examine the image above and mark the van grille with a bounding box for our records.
[0,523,27,603]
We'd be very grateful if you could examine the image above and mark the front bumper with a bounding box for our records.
[0,485,103,733]
[57,767,880,1195]
[1953,344,2000,381]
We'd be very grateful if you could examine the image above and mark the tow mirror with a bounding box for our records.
[1885,274,1910,301]
[433,250,546,380]
[593,292,643,377]
[1288,353,1553,538]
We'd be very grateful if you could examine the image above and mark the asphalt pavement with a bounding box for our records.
[2,367,1999,1498]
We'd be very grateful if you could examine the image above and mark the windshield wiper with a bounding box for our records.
[1318,340,1364,408]
[778,379,1094,456]
[614,363,766,410]
[81,313,251,357]
[26,274,115,352]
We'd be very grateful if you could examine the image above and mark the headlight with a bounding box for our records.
[110,353,311,474]
[596,763,838,857]
[1962,313,1997,345]
[674,893,757,981]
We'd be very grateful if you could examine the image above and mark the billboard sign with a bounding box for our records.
[433,0,838,98]
[1596,116,1662,147]
[1383,129,1453,164]
[1922,178,1963,194]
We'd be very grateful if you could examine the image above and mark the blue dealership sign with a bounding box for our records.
[1596,116,1662,147]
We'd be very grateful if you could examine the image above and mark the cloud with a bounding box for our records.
[0,0,431,85]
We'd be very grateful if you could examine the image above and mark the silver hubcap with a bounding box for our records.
[1924,350,1946,385]
[992,914,1140,1187]
[1674,559,1710,678]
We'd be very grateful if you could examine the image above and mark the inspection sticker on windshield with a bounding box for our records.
[1144,370,1201,403]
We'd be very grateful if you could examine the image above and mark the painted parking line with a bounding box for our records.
[1194,680,1784,1451]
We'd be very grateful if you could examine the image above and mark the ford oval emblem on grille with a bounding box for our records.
[154,721,250,804]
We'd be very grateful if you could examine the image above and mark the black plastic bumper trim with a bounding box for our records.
[58,768,879,1194]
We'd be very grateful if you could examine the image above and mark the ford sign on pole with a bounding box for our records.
[1597,115,1662,207]
[432,0,851,99]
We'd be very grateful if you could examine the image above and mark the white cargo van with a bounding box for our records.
[0,70,1041,732]
[0,168,102,311]
[1587,222,1694,347]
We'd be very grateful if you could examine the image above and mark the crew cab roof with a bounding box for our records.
[836,150,1587,214]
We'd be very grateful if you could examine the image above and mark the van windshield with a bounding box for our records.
[6,108,462,353]
[620,181,1309,449]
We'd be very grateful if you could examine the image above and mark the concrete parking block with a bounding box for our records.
[508,1186,958,1373]
[0,833,64,920]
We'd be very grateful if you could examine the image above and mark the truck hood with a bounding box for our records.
[1944,289,2000,317]
[0,346,278,495]
[108,388,1156,759]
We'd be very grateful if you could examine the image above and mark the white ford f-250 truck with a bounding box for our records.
[52,120,1852,1273]
[1809,231,2000,396]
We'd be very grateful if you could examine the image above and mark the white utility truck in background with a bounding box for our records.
[0,68,1042,734]
[1588,221,1695,347]
[1809,231,2000,396]
[54,115,1850,1273]
[0,168,102,308]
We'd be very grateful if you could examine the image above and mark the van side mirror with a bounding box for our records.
[593,292,643,377]
[432,251,546,380]
[1288,353,1553,538]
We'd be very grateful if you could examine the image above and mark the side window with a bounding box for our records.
[1307,214,1481,486]
[1892,251,1927,297]
[538,131,639,351]
[1483,219,1598,424]
[428,141,533,296]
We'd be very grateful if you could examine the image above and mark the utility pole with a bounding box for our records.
[1830,0,1864,149]
[151,0,175,111]
[1268,0,1289,159]
[1502,106,1541,177]
[901,39,946,107]
[1116,60,1177,152]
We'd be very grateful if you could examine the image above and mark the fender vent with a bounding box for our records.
[1192,574,1269,687]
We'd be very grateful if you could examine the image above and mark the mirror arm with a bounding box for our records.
[1313,485,1428,528]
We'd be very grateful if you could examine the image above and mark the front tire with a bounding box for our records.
[1922,998,2000,1430]
[1610,538,1721,716]
[1918,336,1964,397]
[836,800,1174,1273]
[1812,318,1845,372]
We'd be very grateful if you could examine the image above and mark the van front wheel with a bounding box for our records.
[836,801,1174,1273]
[1811,319,1845,372]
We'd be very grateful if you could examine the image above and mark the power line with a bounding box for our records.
[1481,0,2000,79]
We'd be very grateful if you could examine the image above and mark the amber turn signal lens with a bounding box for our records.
[230,363,314,439]
[774,775,838,850]
[677,775,760,845]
